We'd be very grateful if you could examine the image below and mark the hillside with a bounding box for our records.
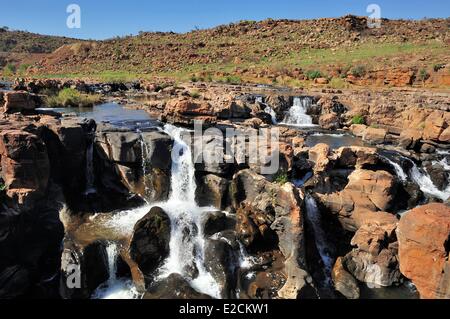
[9,16,450,87]
[0,27,80,73]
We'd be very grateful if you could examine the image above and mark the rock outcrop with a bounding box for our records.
[397,203,450,299]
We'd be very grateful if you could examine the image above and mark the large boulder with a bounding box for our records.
[423,111,449,141]
[60,240,109,299]
[332,257,360,299]
[128,207,171,288]
[2,91,37,113]
[196,174,229,209]
[397,203,450,299]
[319,113,340,130]
[363,127,387,145]
[163,98,216,126]
[0,129,50,207]
[143,274,212,299]
[343,221,401,287]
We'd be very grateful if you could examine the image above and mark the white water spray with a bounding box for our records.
[281,97,315,127]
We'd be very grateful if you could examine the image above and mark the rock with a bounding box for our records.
[314,77,329,85]
[343,222,401,287]
[426,164,448,190]
[423,111,448,141]
[319,113,340,130]
[398,129,422,149]
[308,143,330,172]
[163,98,216,126]
[204,239,238,298]
[350,124,367,137]
[439,127,450,143]
[397,203,450,299]
[332,257,360,299]
[95,127,173,202]
[0,265,30,299]
[0,129,50,207]
[196,174,229,209]
[128,207,171,287]
[2,91,37,113]
[203,211,236,236]
[363,127,387,144]
[143,273,212,299]
[60,240,109,299]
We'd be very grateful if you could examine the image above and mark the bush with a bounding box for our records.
[351,65,366,78]
[305,70,322,80]
[17,64,31,75]
[0,182,6,192]
[351,115,365,125]
[225,75,242,85]
[45,88,102,108]
[189,91,200,98]
[2,63,16,76]
[418,69,429,82]
[274,171,289,184]
[433,63,445,72]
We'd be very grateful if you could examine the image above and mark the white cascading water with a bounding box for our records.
[381,156,408,182]
[256,96,277,125]
[92,242,141,299]
[95,124,221,299]
[409,162,450,201]
[281,97,315,127]
[304,195,334,287]
[155,124,221,299]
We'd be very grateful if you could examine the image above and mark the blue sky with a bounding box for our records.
[0,0,448,39]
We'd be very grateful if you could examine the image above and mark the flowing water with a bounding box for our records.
[304,195,334,288]
[91,123,221,299]
[281,97,315,127]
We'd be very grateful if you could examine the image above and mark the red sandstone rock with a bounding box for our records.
[397,203,450,299]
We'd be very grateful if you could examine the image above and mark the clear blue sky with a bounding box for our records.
[0,0,448,40]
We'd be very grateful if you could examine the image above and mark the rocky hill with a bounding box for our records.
[30,15,450,88]
[0,27,80,71]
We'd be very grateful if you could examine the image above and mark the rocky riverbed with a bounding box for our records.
[0,79,449,299]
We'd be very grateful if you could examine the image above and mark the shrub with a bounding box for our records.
[305,70,322,80]
[433,63,445,72]
[351,65,366,78]
[418,69,429,82]
[0,182,6,192]
[189,91,200,99]
[274,171,289,184]
[225,75,242,85]
[2,63,16,76]
[45,88,102,108]
[351,115,365,125]
[17,64,31,75]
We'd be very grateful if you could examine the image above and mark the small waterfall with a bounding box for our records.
[409,162,450,201]
[381,155,408,182]
[256,96,277,124]
[305,195,334,287]
[92,242,141,299]
[433,158,450,171]
[84,140,96,195]
[282,97,315,127]
[157,124,221,299]
[137,130,150,200]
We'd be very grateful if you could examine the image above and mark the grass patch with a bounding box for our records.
[44,88,102,108]
[305,70,323,80]
[2,63,16,76]
[189,91,201,98]
[351,65,366,78]
[351,115,365,125]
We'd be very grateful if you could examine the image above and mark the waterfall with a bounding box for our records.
[433,158,450,171]
[381,155,408,182]
[281,97,315,127]
[155,124,221,299]
[409,162,450,201]
[304,195,334,287]
[84,140,96,195]
[92,242,141,299]
[256,96,277,124]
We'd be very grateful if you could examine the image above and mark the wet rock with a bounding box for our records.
[0,265,30,299]
[332,257,360,299]
[343,222,401,287]
[397,203,450,299]
[319,113,340,130]
[203,211,236,236]
[128,207,171,287]
[143,273,212,299]
[60,240,109,299]
[426,163,448,190]
[204,239,238,298]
